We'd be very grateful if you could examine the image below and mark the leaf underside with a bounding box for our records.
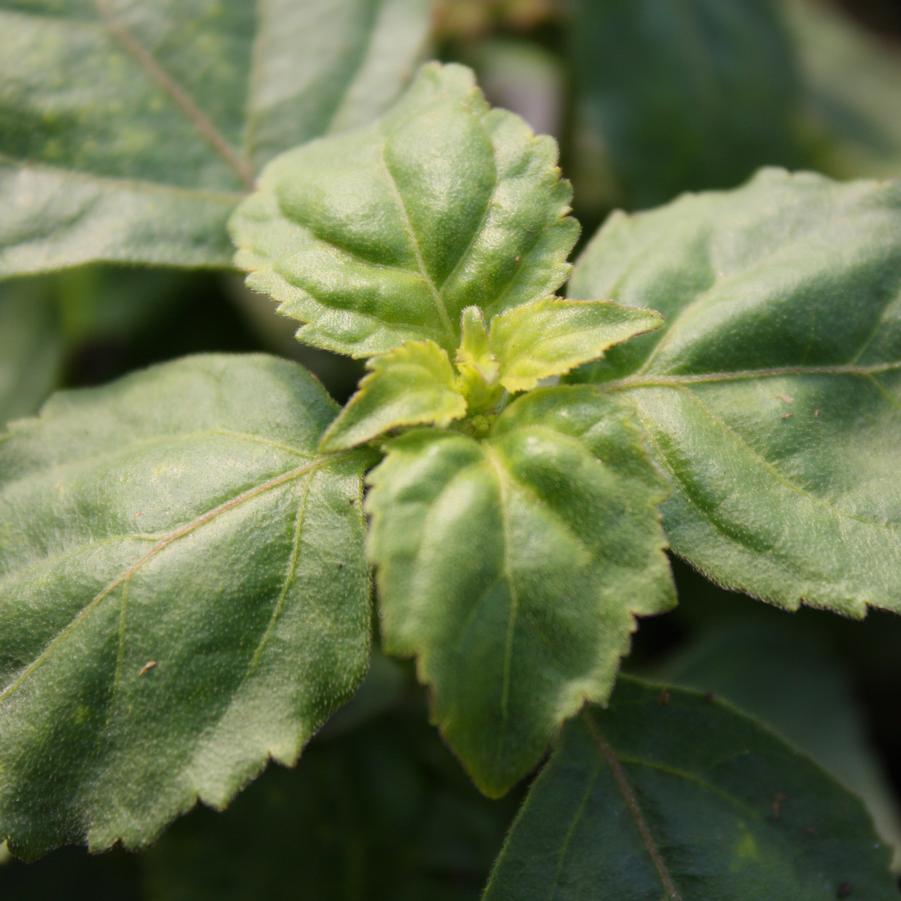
[0,355,371,859]
[484,677,897,900]
[570,169,901,617]
[230,62,580,358]
[366,386,674,797]
[0,0,430,276]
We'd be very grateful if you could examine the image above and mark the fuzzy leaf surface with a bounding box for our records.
[0,0,430,276]
[484,677,897,900]
[0,355,371,858]
[366,387,674,796]
[321,340,466,451]
[490,298,662,392]
[230,62,579,358]
[570,169,901,616]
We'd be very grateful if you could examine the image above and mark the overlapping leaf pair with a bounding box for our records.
[232,62,678,796]
[2,53,899,895]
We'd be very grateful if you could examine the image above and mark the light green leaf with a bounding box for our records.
[662,621,901,868]
[570,169,901,616]
[489,298,662,392]
[230,62,580,358]
[0,355,371,859]
[366,386,674,797]
[0,0,430,276]
[484,677,897,900]
[0,282,63,425]
[570,0,806,207]
[320,340,467,452]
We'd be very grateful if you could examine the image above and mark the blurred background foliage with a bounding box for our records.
[2,0,901,896]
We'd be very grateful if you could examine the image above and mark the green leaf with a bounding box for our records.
[489,298,662,392]
[230,62,580,358]
[0,0,430,276]
[484,677,898,900]
[570,0,807,207]
[0,355,371,858]
[320,340,467,452]
[570,169,901,617]
[366,386,674,797]
[663,621,901,868]
[0,282,63,425]
[141,712,516,901]
[787,0,901,179]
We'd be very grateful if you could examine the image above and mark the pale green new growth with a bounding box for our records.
[489,298,662,392]
[570,168,901,617]
[320,340,467,452]
[366,387,675,796]
[0,356,371,858]
[485,678,897,899]
[322,299,659,450]
[230,63,580,358]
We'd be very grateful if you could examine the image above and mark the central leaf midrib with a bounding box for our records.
[598,359,901,391]
[91,0,254,190]
[582,710,683,900]
[378,148,457,347]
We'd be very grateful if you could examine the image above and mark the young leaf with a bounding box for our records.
[320,340,466,452]
[230,62,579,358]
[569,169,901,617]
[0,0,430,276]
[489,298,662,392]
[570,0,806,206]
[484,677,898,900]
[367,386,675,797]
[0,355,371,859]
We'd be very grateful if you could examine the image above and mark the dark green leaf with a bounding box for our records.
[0,354,371,858]
[0,0,430,276]
[571,0,806,207]
[141,713,515,901]
[662,621,901,866]
[367,386,674,796]
[230,62,579,358]
[570,169,901,616]
[787,0,901,179]
[484,677,897,900]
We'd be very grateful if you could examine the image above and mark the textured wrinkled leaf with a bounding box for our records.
[571,0,805,207]
[321,340,466,451]
[0,355,371,859]
[570,169,901,616]
[489,298,662,392]
[141,713,515,901]
[230,62,579,358]
[0,283,63,425]
[663,621,901,867]
[367,386,674,796]
[485,677,897,900]
[0,0,430,276]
